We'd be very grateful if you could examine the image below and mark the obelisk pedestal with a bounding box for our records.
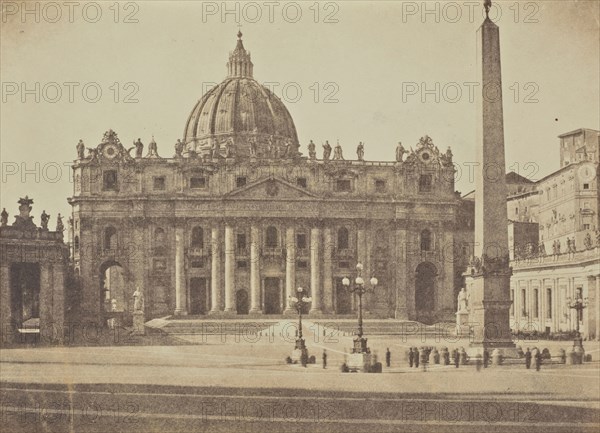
[465,10,516,357]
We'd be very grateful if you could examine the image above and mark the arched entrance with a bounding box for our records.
[264,278,281,314]
[99,261,128,314]
[236,289,249,315]
[415,262,436,323]
[10,263,40,325]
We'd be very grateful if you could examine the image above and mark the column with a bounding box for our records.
[224,223,235,312]
[249,224,262,313]
[174,225,186,314]
[595,276,600,341]
[39,263,52,340]
[284,226,295,313]
[310,227,322,314]
[210,226,222,312]
[357,226,367,313]
[394,227,408,319]
[322,227,333,313]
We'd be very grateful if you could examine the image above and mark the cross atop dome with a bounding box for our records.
[227,30,253,78]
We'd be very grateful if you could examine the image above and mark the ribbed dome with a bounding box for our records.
[183,32,300,159]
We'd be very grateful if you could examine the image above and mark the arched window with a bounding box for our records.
[533,288,539,318]
[265,226,278,248]
[154,228,165,244]
[546,288,552,319]
[104,227,117,250]
[191,227,204,248]
[73,235,80,251]
[420,229,432,251]
[337,227,349,250]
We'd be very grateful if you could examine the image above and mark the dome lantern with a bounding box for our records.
[227,31,253,78]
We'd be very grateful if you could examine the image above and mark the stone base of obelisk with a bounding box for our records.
[465,273,517,358]
[132,311,146,335]
[347,352,371,372]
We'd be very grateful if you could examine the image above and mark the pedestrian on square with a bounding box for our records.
[420,348,428,371]
[408,347,414,367]
[322,349,327,369]
[483,349,489,368]
[525,348,532,369]
[535,351,542,371]
[386,348,391,367]
[453,349,460,368]
[475,354,482,372]
[414,347,420,368]
[443,348,450,366]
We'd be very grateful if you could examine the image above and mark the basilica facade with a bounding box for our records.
[69,33,460,324]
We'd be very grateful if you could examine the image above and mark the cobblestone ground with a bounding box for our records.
[1,320,598,432]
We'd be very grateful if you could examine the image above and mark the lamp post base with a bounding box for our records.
[291,338,309,365]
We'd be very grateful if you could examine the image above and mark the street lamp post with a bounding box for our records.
[289,287,312,365]
[342,263,378,356]
[567,293,588,362]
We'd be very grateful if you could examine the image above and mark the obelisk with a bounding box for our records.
[466,1,515,352]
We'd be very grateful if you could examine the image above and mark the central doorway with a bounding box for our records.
[415,262,436,323]
[264,277,281,314]
[236,289,249,315]
[189,277,208,315]
[335,278,352,314]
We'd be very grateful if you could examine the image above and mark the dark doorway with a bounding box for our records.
[335,278,352,314]
[415,262,436,322]
[10,263,41,324]
[189,278,208,315]
[264,278,281,314]
[100,261,127,313]
[236,289,249,315]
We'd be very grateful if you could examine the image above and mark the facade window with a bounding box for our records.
[296,177,307,188]
[265,226,278,247]
[510,289,514,315]
[546,289,552,319]
[533,289,539,318]
[296,233,307,249]
[237,260,247,269]
[521,289,527,315]
[153,176,166,190]
[154,228,166,244]
[515,207,518,215]
[191,260,203,268]
[420,229,432,251]
[297,260,308,269]
[337,227,349,249]
[73,236,79,250]
[375,179,386,192]
[190,177,207,189]
[339,261,350,269]
[419,174,432,192]
[103,170,118,191]
[583,183,589,190]
[237,233,247,251]
[583,224,590,230]
[236,176,247,187]
[336,179,352,192]
[104,227,117,250]
[191,227,204,248]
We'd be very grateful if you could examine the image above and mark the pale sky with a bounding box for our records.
[1,0,599,223]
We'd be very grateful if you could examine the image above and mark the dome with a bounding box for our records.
[183,32,300,159]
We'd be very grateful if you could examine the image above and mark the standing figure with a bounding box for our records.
[457,287,469,312]
[420,349,428,371]
[396,141,407,162]
[322,349,327,369]
[453,348,460,368]
[385,348,391,367]
[211,140,220,159]
[225,137,235,158]
[322,141,332,161]
[76,139,85,159]
[408,348,414,367]
[483,348,489,368]
[249,137,257,157]
[357,142,365,161]
[475,354,482,372]
[134,138,144,158]
[56,214,64,232]
[132,287,144,312]
[535,351,542,371]
[333,141,344,160]
[1,208,7,226]
[414,347,420,368]
[308,140,316,160]
[174,139,184,157]
[524,348,532,369]
[40,210,50,230]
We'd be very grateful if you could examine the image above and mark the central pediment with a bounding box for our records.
[224,177,318,200]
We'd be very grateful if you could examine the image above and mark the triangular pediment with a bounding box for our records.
[225,177,318,200]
